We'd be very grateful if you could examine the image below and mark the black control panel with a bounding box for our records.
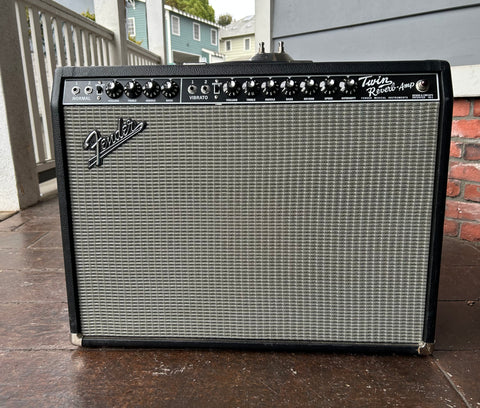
[63,74,439,104]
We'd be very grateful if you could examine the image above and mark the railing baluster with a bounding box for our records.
[96,36,104,65]
[73,26,84,66]
[102,38,110,65]
[41,12,57,94]
[29,4,54,161]
[89,33,97,66]
[63,23,75,65]
[82,31,92,66]
[53,18,66,66]
[15,0,45,163]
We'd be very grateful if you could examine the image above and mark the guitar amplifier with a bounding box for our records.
[52,60,452,354]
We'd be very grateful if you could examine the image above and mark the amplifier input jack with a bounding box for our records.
[84,85,93,94]
[187,84,197,94]
[71,86,80,95]
[201,84,210,94]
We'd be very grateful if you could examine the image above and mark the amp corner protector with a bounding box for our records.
[417,341,435,356]
[70,333,83,347]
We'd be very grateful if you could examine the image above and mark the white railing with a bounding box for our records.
[127,42,162,66]
[14,0,161,174]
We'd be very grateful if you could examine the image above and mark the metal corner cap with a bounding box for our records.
[418,341,435,355]
[70,333,83,346]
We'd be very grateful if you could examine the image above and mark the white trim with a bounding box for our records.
[193,22,201,41]
[171,15,180,36]
[164,5,221,28]
[211,28,217,46]
[451,65,480,97]
[165,9,173,64]
[127,17,136,37]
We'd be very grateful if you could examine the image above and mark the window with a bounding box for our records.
[171,15,180,36]
[193,23,200,41]
[211,29,217,46]
[225,40,231,52]
[127,17,136,37]
[244,38,250,51]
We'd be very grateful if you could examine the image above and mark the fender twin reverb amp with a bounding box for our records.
[52,60,452,354]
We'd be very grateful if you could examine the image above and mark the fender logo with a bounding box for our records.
[83,118,147,168]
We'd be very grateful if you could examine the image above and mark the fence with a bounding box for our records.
[14,0,162,175]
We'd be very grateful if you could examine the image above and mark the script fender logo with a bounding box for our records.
[83,118,147,168]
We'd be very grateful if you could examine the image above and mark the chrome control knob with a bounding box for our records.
[105,80,124,99]
[242,79,260,97]
[300,78,319,96]
[280,78,299,96]
[160,80,179,98]
[142,80,161,98]
[223,79,241,97]
[261,79,279,96]
[124,80,142,99]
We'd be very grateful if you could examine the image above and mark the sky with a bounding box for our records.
[208,0,255,21]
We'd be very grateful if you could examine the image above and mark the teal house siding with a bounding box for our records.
[166,7,221,64]
[126,1,148,50]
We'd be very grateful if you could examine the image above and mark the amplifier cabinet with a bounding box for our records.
[52,61,452,353]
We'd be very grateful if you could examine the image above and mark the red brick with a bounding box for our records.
[443,219,459,236]
[460,222,480,242]
[451,119,480,138]
[453,99,470,116]
[464,184,480,202]
[474,100,480,117]
[449,141,462,158]
[444,200,480,221]
[446,179,461,197]
[464,144,480,161]
[449,162,480,182]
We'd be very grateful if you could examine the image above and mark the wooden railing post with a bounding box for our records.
[94,0,128,65]
[0,1,40,211]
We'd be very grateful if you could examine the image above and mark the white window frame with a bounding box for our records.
[127,17,136,37]
[211,29,217,46]
[193,23,201,41]
[171,15,180,36]
[244,38,250,51]
[225,40,231,52]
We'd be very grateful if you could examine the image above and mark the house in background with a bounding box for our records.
[164,5,222,64]
[126,0,149,49]
[219,15,255,62]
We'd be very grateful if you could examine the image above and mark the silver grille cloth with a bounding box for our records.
[63,102,439,343]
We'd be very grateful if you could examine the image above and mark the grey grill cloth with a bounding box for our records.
[63,102,439,343]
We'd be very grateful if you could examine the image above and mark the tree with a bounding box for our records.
[165,0,215,22]
[217,13,232,26]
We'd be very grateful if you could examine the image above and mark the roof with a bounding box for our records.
[164,5,221,28]
[219,15,255,39]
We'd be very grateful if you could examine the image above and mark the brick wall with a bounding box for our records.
[444,98,480,242]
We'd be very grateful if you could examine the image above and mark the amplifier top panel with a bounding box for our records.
[63,73,439,105]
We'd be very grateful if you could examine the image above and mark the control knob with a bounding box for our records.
[339,77,357,95]
[223,79,241,97]
[320,77,338,96]
[143,80,161,98]
[242,79,260,97]
[300,78,319,96]
[161,80,179,98]
[261,79,279,96]
[280,78,299,96]
[105,80,124,99]
[124,80,142,99]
